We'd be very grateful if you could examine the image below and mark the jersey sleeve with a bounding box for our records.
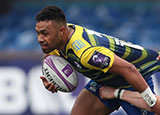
[80,47,114,73]
[49,49,60,56]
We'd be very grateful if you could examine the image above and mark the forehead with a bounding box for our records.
[35,20,57,31]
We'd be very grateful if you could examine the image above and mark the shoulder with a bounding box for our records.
[80,46,115,73]
[66,24,91,57]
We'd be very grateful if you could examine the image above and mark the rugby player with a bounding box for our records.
[35,5,160,114]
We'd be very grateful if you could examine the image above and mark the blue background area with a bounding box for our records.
[1,0,160,51]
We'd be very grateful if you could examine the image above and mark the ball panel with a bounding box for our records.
[43,55,78,92]
[43,62,69,92]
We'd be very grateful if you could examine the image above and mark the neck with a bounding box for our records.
[60,26,74,51]
[67,26,74,40]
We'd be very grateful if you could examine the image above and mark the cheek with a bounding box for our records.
[48,31,60,44]
[49,35,60,46]
[53,34,60,43]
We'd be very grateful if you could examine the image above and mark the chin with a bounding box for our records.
[42,49,54,54]
[42,49,50,53]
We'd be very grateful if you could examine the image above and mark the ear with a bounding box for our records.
[58,26,66,37]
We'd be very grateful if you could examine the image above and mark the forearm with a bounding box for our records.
[100,86,160,114]
[121,90,152,111]
[109,54,158,108]
[110,54,148,93]
[116,89,160,114]
[121,64,148,93]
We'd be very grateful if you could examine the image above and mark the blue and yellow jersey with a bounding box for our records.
[50,24,160,88]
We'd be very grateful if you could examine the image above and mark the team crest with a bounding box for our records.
[88,51,110,69]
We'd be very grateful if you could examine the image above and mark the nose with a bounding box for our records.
[38,34,45,43]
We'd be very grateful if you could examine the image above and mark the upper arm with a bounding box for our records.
[108,54,135,75]
[80,47,114,73]
[109,54,148,92]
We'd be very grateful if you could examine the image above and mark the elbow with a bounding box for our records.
[120,63,140,78]
[129,64,136,72]
[125,63,137,73]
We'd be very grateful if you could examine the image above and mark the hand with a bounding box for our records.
[150,95,160,114]
[156,55,160,61]
[40,76,58,93]
[99,86,116,99]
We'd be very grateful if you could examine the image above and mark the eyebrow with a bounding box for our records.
[35,29,47,34]
[40,29,47,33]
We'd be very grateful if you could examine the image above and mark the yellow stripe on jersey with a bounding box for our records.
[65,25,91,58]
[122,46,131,59]
[132,49,147,64]
[148,65,160,72]
[80,47,114,73]
[49,49,60,56]
[85,28,97,46]
[67,23,73,26]
[104,35,115,51]
[140,60,156,69]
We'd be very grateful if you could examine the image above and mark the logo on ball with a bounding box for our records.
[62,64,73,77]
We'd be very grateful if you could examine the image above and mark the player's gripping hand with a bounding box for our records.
[40,76,58,93]
[99,86,116,99]
[156,55,160,61]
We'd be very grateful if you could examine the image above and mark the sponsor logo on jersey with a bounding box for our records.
[88,51,110,69]
[88,81,102,93]
[72,39,86,51]
[89,81,97,92]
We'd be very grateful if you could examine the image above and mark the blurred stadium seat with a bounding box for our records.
[0,1,160,115]
[0,1,160,51]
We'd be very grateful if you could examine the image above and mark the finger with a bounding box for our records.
[156,55,160,60]
[53,84,58,93]
[48,83,55,91]
[99,87,103,98]
[40,76,47,82]
[45,82,52,89]
[52,88,58,93]
[51,86,58,93]
[40,76,49,86]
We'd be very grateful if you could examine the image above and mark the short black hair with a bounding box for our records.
[35,5,66,23]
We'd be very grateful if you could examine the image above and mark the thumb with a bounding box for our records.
[40,76,47,82]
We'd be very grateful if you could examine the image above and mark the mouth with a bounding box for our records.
[40,42,48,49]
[40,45,50,53]
[41,45,48,50]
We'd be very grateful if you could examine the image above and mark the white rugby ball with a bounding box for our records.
[42,55,78,92]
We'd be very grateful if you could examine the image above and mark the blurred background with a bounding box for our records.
[0,0,160,115]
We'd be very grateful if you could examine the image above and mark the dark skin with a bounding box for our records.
[35,20,160,114]
[35,20,73,53]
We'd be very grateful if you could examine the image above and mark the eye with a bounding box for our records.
[43,32,49,36]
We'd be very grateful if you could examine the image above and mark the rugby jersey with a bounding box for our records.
[50,24,160,88]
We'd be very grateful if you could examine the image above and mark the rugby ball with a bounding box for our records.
[42,55,78,92]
